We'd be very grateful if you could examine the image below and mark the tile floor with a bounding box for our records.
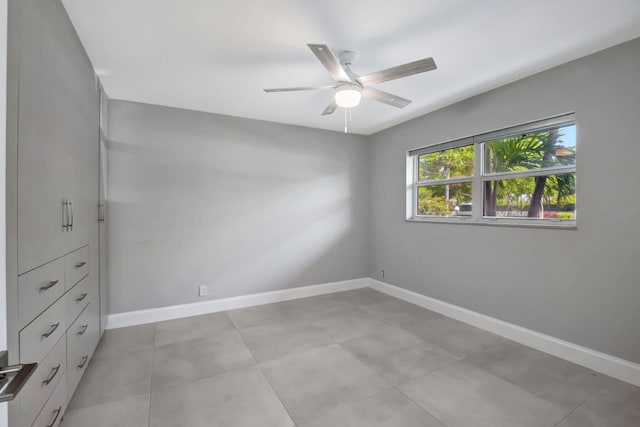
[60,288,640,427]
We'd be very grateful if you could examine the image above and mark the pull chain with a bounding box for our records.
[344,108,347,133]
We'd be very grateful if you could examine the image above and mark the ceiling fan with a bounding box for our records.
[264,44,437,115]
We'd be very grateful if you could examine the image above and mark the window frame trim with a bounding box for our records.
[407,113,577,228]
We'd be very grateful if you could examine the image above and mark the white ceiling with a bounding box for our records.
[62,0,640,135]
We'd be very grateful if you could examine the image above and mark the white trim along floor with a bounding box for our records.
[106,277,640,388]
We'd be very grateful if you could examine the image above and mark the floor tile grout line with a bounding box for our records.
[351,300,459,358]
[291,385,397,426]
[95,291,632,426]
[458,351,609,415]
[148,324,157,427]
[392,382,452,427]
[552,399,586,427]
[353,296,605,415]
[551,379,610,427]
[230,314,298,426]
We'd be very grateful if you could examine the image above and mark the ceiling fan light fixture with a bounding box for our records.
[334,84,362,108]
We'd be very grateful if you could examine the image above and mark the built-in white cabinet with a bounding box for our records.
[7,0,106,426]
[98,87,109,336]
[16,0,99,275]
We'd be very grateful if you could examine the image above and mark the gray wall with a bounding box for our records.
[107,38,640,364]
[107,101,369,313]
[368,38,640,363]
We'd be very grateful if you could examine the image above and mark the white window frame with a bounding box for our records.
[407,113,576,228]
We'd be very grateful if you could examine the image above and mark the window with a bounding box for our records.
[408,113,576,227]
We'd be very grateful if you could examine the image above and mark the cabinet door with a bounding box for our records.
[98,132,108,336]
[17,0,99,274]
[45,0,99,254]
[17,0,69,274]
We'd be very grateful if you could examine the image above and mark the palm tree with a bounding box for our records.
[485,129,575,217]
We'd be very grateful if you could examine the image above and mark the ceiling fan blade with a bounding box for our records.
[362,87,411,108]
[357,58,437,86]
[321,99,338,116]
[264,85,334,93]
[308,44,352,83]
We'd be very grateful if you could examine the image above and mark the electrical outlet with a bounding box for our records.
[198,285,207,297]
[380,270,385,278]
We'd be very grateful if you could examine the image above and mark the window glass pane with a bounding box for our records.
[418,145,474,181]
[483,173,576,219]
[484,124,576,174]
[417,183,473,216]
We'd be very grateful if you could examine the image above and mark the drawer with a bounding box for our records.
[19,296,66,363]
[17,258,65,329]
[32,373,67,427]
[67,303,99,398]
[64,246,89,290]
[19,335,66,427]
[64,275,93,327]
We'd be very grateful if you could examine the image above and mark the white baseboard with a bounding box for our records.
[106,275,640,387]
[106,278,369,330]
[368,278,640,387]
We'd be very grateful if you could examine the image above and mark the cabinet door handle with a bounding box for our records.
[41,322,60,339]
[41,364,61,387]
[77,355,89,369]
[39,280,59,292]
[45,406,62,427]
[62,199,69,231]
[74,261,86,269]
[69,199,74,231]
[76,292,88,302]
[77,324,88,336]
[98,202,105,223]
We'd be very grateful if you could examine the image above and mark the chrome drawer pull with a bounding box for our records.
[76,292,88,302]
[39,280,59,292]
[41,364,61,387]
[74,261,86,269]
[46,406,62,427]
[41,322,60,339]
[77,324,88,336]
[77,355,89,369]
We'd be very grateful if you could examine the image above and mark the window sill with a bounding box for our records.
[406,216,577,230]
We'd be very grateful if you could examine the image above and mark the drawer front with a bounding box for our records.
[19,296,66,363]
[32,373,67,427]
[67,303,99,398]
[19,335,66,427]
[17,258,65,329]
[64,275,93,327]
[64,246,89,290]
